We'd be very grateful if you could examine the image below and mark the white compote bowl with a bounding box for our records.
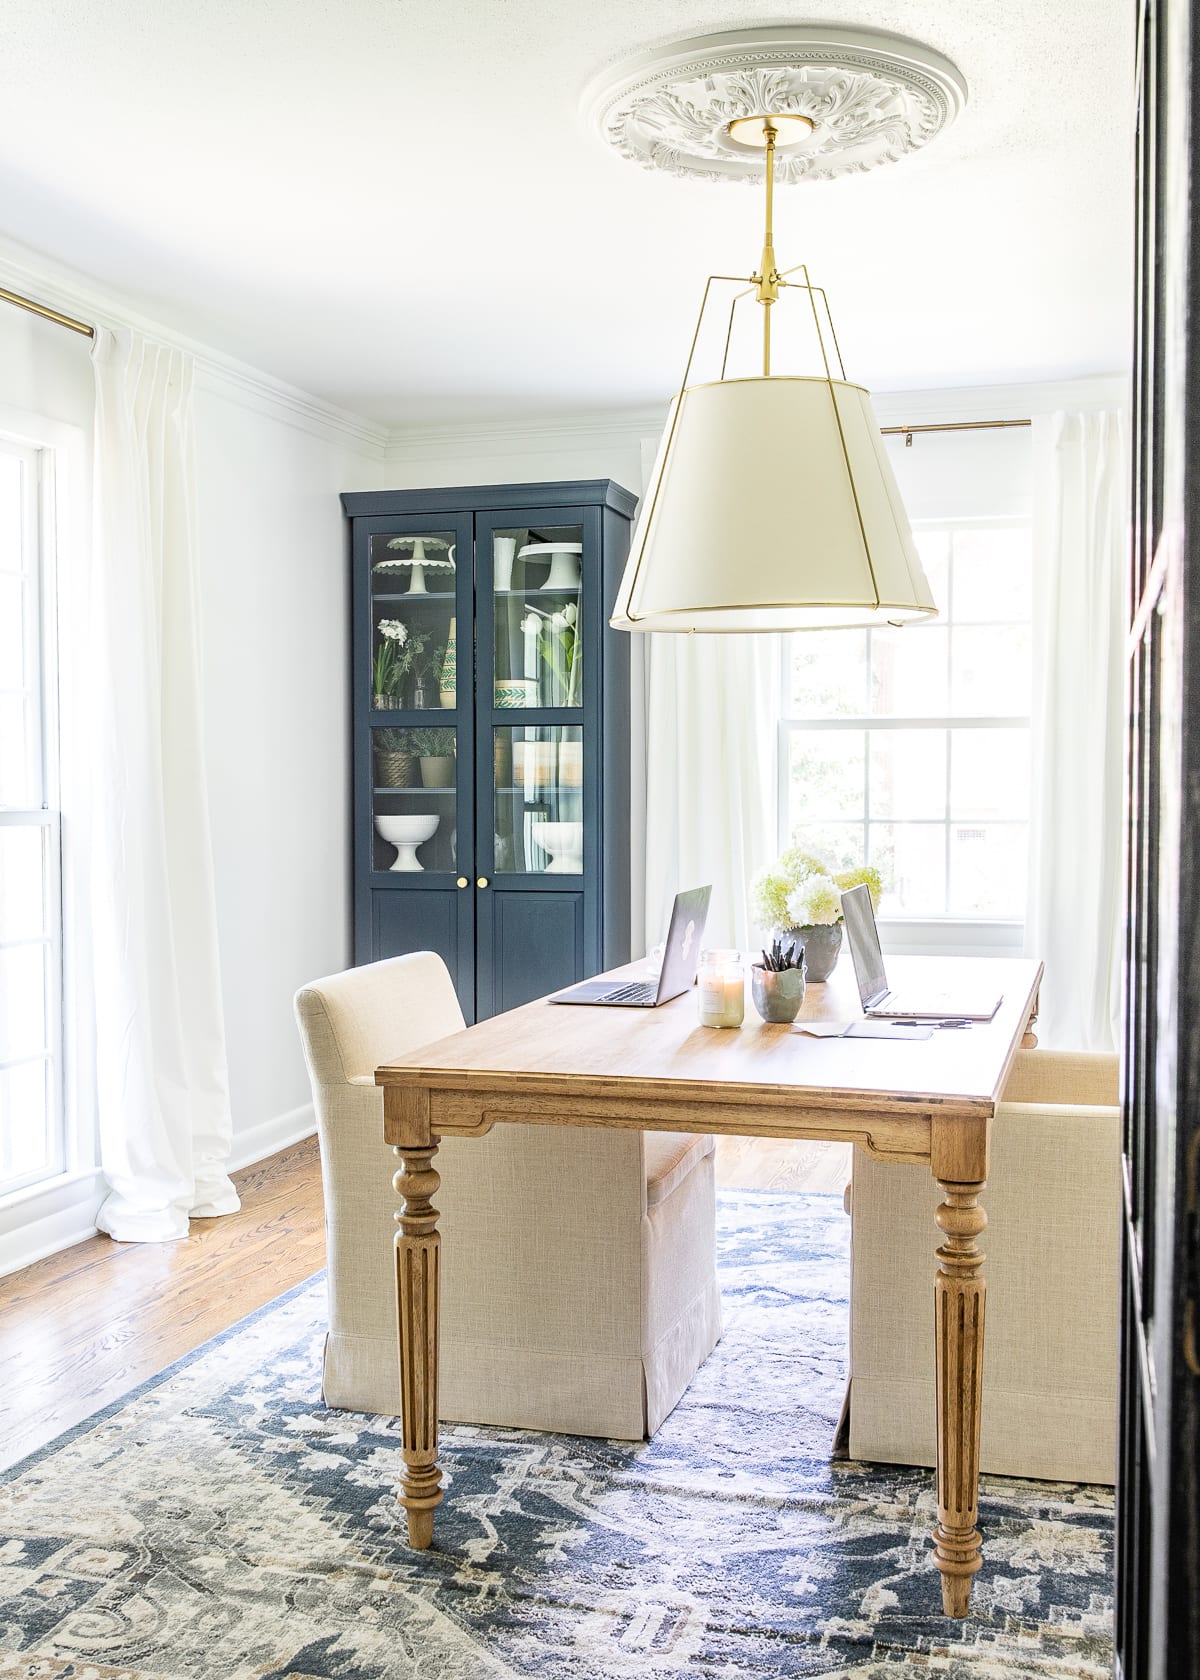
[376,812,439,871]
[531,820,583,874]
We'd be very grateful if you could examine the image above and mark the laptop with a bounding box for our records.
[550,885,712,1008]
[839,884,1002,1022]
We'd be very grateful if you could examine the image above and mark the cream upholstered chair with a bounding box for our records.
[294,951,722,1440]
[846,1050,1120,1485]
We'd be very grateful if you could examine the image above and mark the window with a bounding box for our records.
[0,438,63,1196]
[781,516,1033,923]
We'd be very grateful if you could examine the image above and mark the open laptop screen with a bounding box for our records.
[840,883,888,1008]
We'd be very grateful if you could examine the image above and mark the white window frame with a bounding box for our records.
[0,439,65,1195]
[0,404,97,1272]
[778,514,1032,958]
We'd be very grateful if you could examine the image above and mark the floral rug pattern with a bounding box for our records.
[0,1191,1114,1678]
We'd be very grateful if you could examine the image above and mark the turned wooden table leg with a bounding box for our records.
[933,1176,987,1616]
[1021,985,1040,1048]
[394,1140,442,1548]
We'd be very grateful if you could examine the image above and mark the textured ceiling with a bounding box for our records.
[0,1,1133,424]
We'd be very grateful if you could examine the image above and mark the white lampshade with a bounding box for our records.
[610,375,937,632]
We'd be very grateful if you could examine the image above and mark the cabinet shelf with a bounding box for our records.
[371,589,457,603]
[494,586,584,599]
[373,785,457,796]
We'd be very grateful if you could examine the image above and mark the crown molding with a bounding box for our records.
[0,235,389,457]
[384,404,666,464]
[870,374,1130,425]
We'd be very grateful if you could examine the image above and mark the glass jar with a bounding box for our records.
[697,949,745,1028]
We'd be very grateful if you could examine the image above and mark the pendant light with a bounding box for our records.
[608,114,938,635]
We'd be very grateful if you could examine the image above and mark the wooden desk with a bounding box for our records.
[376,953,1043,1619]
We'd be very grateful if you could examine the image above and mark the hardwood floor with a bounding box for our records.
[0,1138,326,1472]
[0,1132,849,1474]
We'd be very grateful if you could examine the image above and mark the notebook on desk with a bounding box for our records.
[840,884,1002,1022]
[550,885,712,1008]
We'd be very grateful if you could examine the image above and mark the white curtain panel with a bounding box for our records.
[89,327,239,1241]
[1026,409,1129,1052]
[643,633,781,953]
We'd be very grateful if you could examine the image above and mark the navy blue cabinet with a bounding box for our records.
[341,480,636,1023]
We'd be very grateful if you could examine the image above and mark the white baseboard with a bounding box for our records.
[0,1106,317,1280]
[0,1169,106,1280]
[227,1103,317,1174]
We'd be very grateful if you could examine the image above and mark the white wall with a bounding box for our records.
[194,378,382,1168]
[0,273,386,1271]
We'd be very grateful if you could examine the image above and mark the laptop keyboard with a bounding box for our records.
[602,982,657,1004]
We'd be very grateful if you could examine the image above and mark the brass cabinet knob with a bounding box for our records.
[456,876,469,889]
[476,876,489,889]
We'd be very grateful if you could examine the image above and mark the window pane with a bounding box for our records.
[0,942,48,1060]
[870,823,946,915]
[0,825,46,941]
[950,730,1030,820]
[913,529,950,607]
[869,729,947,819]
[495,725,583,874]
[952,527,1032,622]
[784,823,865,874]
[0,695,33,807]
[949,823,1027,915]
[788,730,865,820]
[790,629,867,716]
[870,624,949,716]
[0,574,23,673]
[371,726,457,871]
[950,625,1031,715]
[0,452,22,572]
[0,1059,52,1188]
[493,524,584,709]
[369,529,459,709]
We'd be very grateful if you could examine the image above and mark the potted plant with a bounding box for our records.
[372,728,417,788]
[751,934,807,1023]
[750,844,882,982]
[409,726,456,788]
[372,619,431,708]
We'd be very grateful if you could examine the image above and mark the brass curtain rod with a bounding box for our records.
[0,285,94,338]
[881,418,1031,440]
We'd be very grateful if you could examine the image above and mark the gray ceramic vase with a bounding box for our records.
[786,922,843,983]
[751,963,807,1024]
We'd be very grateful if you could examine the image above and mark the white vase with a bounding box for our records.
[532,820,583,874]
[545,549,581,589]
[494,536,516,592]
[375,813,439,871]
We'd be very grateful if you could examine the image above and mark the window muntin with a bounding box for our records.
[782,520,1032,921]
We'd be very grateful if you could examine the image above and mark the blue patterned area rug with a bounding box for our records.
[0,1191,1113,1680]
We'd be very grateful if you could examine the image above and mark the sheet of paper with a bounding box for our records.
[842,1020,934,1041]
[794,1020,934,1041]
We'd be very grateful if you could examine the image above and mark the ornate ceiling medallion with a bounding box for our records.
[582,26,968,185]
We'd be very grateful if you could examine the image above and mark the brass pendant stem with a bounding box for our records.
[755,121,780,376]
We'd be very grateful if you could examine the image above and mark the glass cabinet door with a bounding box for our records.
[371,724,459,873]
[368,525,461,713]
[489,522,584,710]
[493,724,583,875]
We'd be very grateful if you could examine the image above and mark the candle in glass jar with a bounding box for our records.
[697,950,745,1028]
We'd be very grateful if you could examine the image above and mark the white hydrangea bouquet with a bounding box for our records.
[750,843,883,981]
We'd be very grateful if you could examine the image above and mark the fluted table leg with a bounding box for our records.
[394,1142,442,1548]
[933,1176,987,1617]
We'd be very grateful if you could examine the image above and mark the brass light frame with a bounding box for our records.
[614,113,912,631]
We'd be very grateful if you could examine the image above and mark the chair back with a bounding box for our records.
[295,952,465,1088]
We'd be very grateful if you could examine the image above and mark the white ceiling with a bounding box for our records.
[0,1,1133,426]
